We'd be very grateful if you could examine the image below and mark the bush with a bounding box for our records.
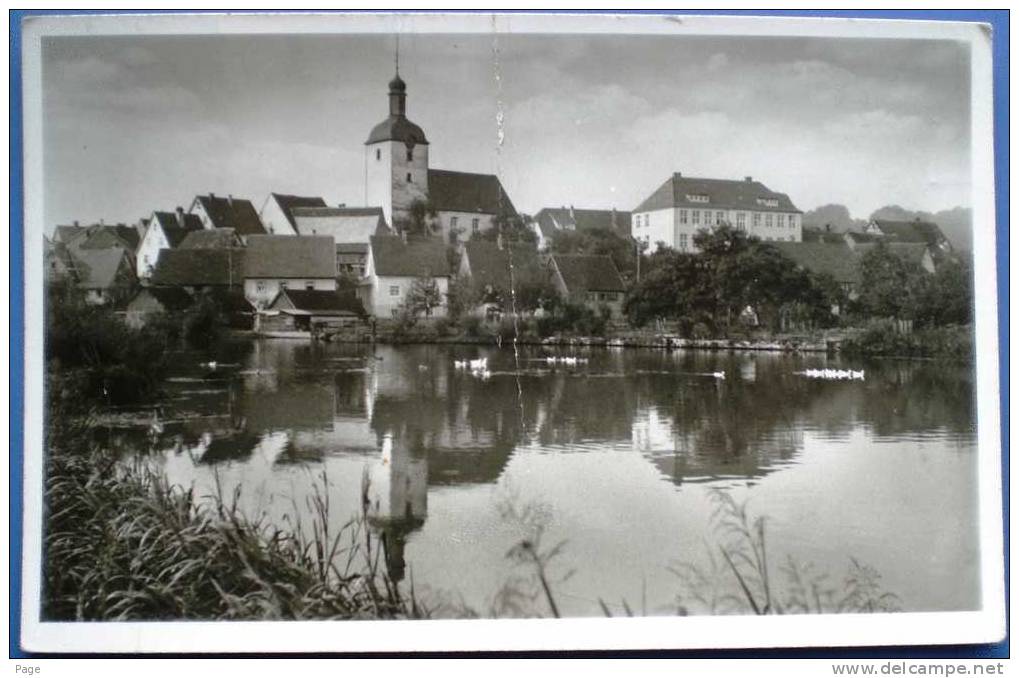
[461,315,484,338]
[841,320,973,361]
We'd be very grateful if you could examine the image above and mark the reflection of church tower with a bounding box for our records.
[364,65,430,229]
[365,432,428,583]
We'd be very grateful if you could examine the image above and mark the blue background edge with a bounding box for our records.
[7,7,1009,660]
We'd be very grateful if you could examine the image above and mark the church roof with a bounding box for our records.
[427,169,518,218]
[551,254,626,294]
[365,115,429,146]
[634,173,801,214]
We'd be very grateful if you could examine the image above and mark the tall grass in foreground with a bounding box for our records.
[669,490,901,616]
[43,396,421,621]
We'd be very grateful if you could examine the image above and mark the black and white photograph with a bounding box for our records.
[17,11,1004,654]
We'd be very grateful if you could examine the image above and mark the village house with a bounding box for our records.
[124,287,194,329]
[291,206,391,279]
[864,218,954,255]
[632,173,802,253]
[770,241,863,301]
[188,193,266,242]
[258,288,366,335]
[72,247,137,306]
[361,235,450,319]
[548,254,626,318]
[44,237,75,286]
[242,235,337,309]
[135,208,204,280]
[363,71,517,242]
[458,240,544,319]
[53,222,142,261]
[259,193,328,236]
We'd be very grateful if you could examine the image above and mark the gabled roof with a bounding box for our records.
[635,173,801,214]
[73,248,134,290]
[769,242,861,285]
[370,236,449,278]
[269,289,366,317]
[150,248,245,287]
[151,210,204,247]
[178,228,242,249]
[427,169,518,218]
[76,224,141,253]
[551,254,626,294]
[54,225,90,246]
[462,240,541,291]
[269,193,328,230]
[292,206,391,244]
[244,235,336,279]
[534,207,632,237]
[869,219,947,247]
[192,194,266,236]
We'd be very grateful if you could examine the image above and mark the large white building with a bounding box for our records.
[632,173,802,253]
[363,72,517,242]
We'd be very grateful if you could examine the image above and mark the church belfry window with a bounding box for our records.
[407,148,413,162]
[376,149,381,161]
[407,172,412,182]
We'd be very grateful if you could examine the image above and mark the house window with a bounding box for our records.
[376,149,381,161]
[691,210,700,225]
[389,285,400,297]
[407,148,413,162]
[679,210,688,225]
[450,216,459,229]
[686,194,709,203]
[716,211,725,225]
[679,233,688,251]
[777,214,785,228]
[407,172,412,182]
[736,212,747,231]
[765,213,773,228]
[305,281,315,290]
[256,281,266,292]
[789,215,798,228]
[472,218,480,233]
[752,212,761,228]
[279,281,288,290]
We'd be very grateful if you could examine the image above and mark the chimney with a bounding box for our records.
[73,220,79,227]
[209,192,216,201]
[228,194,234,208]
[569,204,575,220]
[744,176,753,182]
[611,207,618,230]
[176,206,185,227]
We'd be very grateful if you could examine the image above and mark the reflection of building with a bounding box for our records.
[365,433,428,582]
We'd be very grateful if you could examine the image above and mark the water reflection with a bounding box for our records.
[107,340,978,614]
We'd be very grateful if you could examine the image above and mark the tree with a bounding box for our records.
[472,213,538,246]
[395,199,439,237]
[911,257,972,328]
[550,227,639,282]
[403,275,443,318]
[856,241,925,320]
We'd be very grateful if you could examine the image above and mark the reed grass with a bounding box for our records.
[43,394,421,621]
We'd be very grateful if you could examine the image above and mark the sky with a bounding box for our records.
[41,29,972,229]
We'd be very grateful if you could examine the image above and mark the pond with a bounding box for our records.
[104,340,980,617]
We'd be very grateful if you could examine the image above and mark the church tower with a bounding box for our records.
[364,70,430,229]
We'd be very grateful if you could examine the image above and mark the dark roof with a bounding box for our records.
[54,225,89,245]
[462,241,540,290]
[769,242,861,285]
[75,224,141,253]
[634,173,800,214]
[427,169,518,218]
[178,228,241,249]
[150,248,245,287]
[131,287,194,312]
[193,194,266,236]
[270,289,366,317]
[73,248,134,289]
[151,211,203,247]
[337,243,369,254]
[551,254,626,294]
[270,193,328,230]
[534,207,632,237]
[365,115,429,146]
[844,231,881,245]
[854,242,932,268]
[244,235,336,279]
[870,219,947,246]
[370,236,449,278]
[292,206,390,243]
[800,226,845,244]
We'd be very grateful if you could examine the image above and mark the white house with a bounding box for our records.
[135,208,203,280]
[632,173,803,253]
[361,235,449,319]
[259,193,327,236]
[363,71,518,243]
[242,235,337,309]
